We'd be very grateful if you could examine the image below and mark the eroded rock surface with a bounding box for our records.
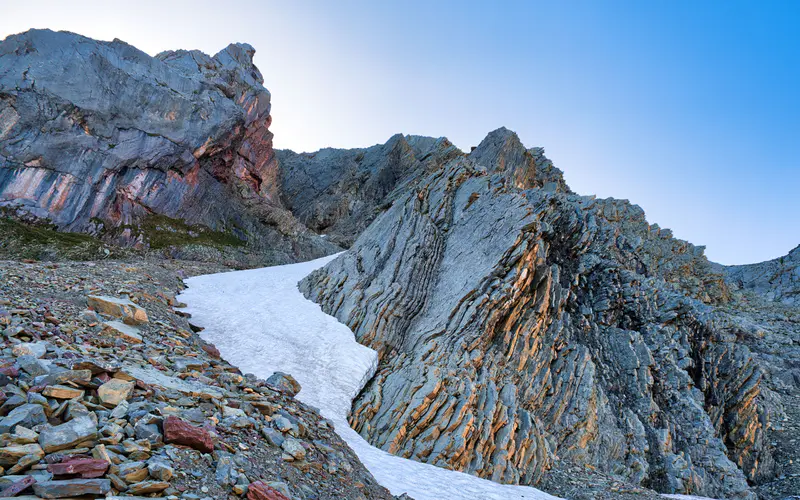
[0,29,337,263]
[723,245,800,306]
[301,129,787,499]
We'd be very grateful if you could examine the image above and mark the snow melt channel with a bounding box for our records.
[178,254,560,500]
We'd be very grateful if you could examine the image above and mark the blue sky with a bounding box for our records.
[1,0,798,264]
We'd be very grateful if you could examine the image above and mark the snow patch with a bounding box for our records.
[179,255,561,500]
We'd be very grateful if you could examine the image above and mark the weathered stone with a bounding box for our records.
[12,342,47,358]
[47,457,109,478]
[102,321,143,344]
[32,478,110,498]
[281,437,306,461]
[162,416,213,453]
[0,475,36,497]
[0,404,46,433]
[38,415,97,453]
[16,355,50,377]
[299,128,770,499]
[97,378,135,407]
[247,480,291,500]
[147,460,173,481]
[266,372,301,397]
[42,385,84,400]
[87,295,148,325]
[0,443,44,466]
[127,479,169,494]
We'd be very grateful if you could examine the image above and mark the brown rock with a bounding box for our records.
[247,481,291,500]
[32,478,110,498]
[48,457,109,478]
[163,415,214,453]
[42,385,84,400]
[88,295,148,325]
[97,379,135,407]
[127,479,169,494]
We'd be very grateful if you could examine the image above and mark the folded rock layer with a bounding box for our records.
[300,129,774,499]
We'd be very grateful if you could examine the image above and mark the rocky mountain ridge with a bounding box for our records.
[300,130,799,499]
[0,29,798,500]
[0,29,337,265]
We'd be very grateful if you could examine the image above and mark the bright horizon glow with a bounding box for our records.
[1,0,798,265]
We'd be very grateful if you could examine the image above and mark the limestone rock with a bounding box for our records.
[32,478,110,498]
[0,29,338,264]
[266,372,301,397]
[723,244,800,305]
[301,130,770,499]
[88,295,148,325]
[0,443,43,466]
[97,379,135,407]
[38,415,98,453]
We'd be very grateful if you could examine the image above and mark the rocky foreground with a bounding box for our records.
[0,258,395,499]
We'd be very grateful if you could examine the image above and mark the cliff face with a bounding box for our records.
[0,29,337,262]
[723,245,800,306]
[277,134,462,247]
[300,130,779,499]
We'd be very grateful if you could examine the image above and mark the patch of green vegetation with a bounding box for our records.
[0,217,106,261]
[138,214,246,250]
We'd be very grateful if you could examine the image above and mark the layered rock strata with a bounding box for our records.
[301,129,775,499]
[0,29,336,262]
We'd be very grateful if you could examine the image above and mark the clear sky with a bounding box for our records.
[1,0,798,264]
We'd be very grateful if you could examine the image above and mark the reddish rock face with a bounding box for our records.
[48,457,110,478]
[247,481,291,500]
[163,415,214,453]
[202,343,221,359]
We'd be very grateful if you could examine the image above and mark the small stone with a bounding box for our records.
[47,457,109,478]
[266,372,301,397]
[0,475,36,497]
[38,415,98,453]
[281,438,306,461]
[247,480,291,500]
[42,385,85,400]
[0,404,47,433]
[12,341,48,358]
[98,378,135,407]
[32,478,111,498]
[128,479,170,494]
[102,321,143,344]
[147,460,174,481]
[17,355,50,377]
[6,452,42,473]
[88,295,148,325]
[163,416,213,453]
[0,443,44,466]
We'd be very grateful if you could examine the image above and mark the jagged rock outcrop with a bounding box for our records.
[278,128,570,248]
[723,245,800,306]
[0,29,337,262]
[300,129,775,499]
[278,134,462,247]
